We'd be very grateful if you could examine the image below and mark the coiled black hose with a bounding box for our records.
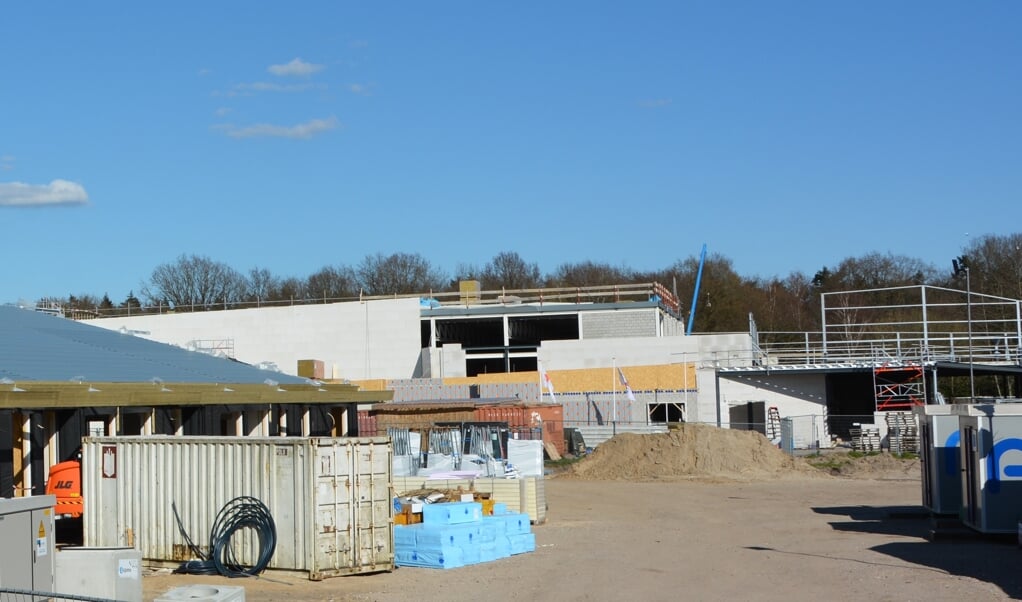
[174,496,277,577]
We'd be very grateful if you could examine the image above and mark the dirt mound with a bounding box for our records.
[808,452,921,480]
[560,424,820,482]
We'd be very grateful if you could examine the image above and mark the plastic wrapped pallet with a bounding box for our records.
[507,439,544,477]
[422,501,483,525]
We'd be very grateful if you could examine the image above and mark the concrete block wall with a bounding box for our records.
[580,310,658,339]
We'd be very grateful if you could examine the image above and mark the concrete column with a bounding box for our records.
[259,408,271,436]
[301,407,310,436]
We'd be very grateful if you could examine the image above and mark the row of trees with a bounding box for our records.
[42,233,1022,334]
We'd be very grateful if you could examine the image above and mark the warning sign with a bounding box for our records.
[38,520,46,538]
[102,445,117,478]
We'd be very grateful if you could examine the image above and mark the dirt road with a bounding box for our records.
[143,473,1022,601]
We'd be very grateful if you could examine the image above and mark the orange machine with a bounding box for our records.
[45,460,83,518]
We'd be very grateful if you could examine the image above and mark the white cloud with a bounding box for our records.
[0,155,13,171]
[0,179,89,207]
[214,107,232,117]
[217,116,340,140]
[234,81,324,93]
[268,58,324,77]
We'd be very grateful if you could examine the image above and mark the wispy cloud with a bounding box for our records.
[638,98,672,109]
[214,107,232,118]
[237,81,325,93]
[216,116,340,140]
[0,179,89,207]
[0,155,13,171]
[198,67,212,76]
[268,58,324,77]
[348,83,374,96]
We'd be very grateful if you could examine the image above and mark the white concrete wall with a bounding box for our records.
[538,332,755,426]
[86,298,423,379]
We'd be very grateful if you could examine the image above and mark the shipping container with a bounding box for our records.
[82,436,393,580]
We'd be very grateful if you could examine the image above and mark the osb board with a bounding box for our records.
[447,363,697,392]
[348,378,390,391]
[357,363,697,394]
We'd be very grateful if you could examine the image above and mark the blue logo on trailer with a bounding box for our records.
[944,430,960,476]
[986,437,1022,493]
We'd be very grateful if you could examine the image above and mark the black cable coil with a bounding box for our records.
[174,496,277,578]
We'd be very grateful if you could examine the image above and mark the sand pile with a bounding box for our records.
[562,424,820,482]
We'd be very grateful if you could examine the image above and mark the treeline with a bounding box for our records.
[42,233,1022,333]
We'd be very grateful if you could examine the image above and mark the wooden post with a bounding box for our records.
[12,411,24,497]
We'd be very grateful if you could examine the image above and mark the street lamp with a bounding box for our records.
[952,257,976,400]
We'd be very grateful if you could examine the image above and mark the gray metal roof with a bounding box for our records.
[0,305,307,384]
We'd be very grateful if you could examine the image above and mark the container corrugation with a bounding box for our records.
[82,436,393,580]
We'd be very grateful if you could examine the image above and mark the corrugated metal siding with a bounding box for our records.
[82,436,393,579]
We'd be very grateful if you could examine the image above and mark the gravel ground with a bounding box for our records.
[142,470,1022,601]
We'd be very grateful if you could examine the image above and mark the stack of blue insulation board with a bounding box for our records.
[394,501,536,569]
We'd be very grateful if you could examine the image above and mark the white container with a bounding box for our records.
[955,403,1022,533]
[82,436,393,579]
[55,547,142,602]
[916,404,963,515]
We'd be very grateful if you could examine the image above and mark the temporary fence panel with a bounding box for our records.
[81,436,393,580]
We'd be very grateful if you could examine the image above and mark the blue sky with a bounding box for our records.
[1,2,1020,304]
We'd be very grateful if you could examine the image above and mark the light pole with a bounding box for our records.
[953,257,976,400]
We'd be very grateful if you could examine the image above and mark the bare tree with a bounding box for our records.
[246,267,280,303]
[143,254,248,310]
[962,233,1022,300]
[480,251,541,290]
[547,260,634,288]
[306,265,359,301]
[356,252,448,296]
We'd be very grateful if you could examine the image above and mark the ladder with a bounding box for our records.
[766,406,781,440]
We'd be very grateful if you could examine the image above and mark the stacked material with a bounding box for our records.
[394,501,535,569]
[884,411,920,454]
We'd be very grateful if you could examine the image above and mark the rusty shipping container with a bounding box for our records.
[81,436,393,580]
[475,404,565,456]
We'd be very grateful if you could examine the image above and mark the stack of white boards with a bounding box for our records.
[394,501,536,569]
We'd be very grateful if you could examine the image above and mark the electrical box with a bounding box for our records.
[54,546,142,602]
[155,584,246,602]
[0,495,56,591]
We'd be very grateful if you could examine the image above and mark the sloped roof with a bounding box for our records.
[0,304,307,384]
